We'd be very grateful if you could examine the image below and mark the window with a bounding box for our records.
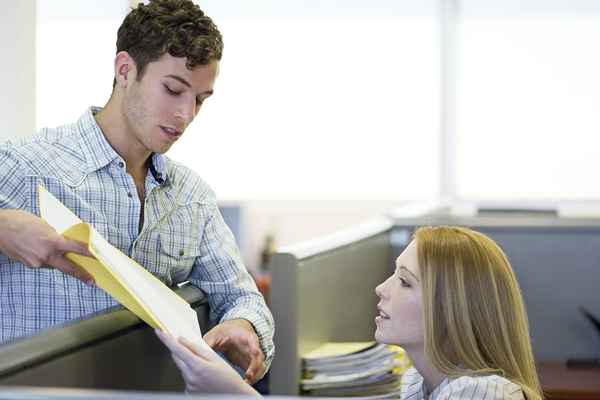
[36,0,126,129]
[169,1,440,200]
[456,0,600,201]
[36,1,599,203]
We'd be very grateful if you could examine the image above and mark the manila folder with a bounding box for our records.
[38,185,210,349]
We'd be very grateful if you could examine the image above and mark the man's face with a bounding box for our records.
[122,53,219,155]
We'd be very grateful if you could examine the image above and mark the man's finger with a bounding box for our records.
[245,359,265,381]
[179,336,218,360]
[51,254,94,284]
[202,332,216,348]
[203,331,229,351]
[244,348,266,383]
[57,237,93,258]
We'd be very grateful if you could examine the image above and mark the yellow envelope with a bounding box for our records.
[38,185,208,348]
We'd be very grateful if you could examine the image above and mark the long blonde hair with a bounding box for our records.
[414,226,542,400]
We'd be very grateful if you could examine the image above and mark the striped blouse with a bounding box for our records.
[400,367,525,400]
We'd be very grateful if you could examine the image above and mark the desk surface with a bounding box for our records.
[538,362,600,400]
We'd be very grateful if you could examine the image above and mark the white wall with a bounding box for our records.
[0,1,36,143]
[36,0,127,129]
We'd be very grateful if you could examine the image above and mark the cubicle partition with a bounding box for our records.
[269,218,395,395]
[0,284,210,392]
[269,207,600,395]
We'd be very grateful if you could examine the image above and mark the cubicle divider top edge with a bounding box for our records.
[0,283,209,392]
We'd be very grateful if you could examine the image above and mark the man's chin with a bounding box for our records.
[153,143,174,155]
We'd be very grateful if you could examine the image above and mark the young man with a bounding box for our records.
[0,0,273,384]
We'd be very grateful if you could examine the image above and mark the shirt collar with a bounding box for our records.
[148,152,168,186]
[77,106,169,186]
[77,106,121,172]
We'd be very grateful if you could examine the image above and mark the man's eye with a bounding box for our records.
[164,85,180,95]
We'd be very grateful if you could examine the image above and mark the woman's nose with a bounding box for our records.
[375,275,393,298]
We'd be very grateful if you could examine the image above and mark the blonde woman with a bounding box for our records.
[157,226,542,399]
[376,226,542,399]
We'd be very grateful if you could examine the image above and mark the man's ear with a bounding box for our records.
[114,51,136,88]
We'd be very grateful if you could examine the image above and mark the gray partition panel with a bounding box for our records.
[270,224,393,395]
[297,234,393,349]
[0,284,210,391]
[474,227,600,361]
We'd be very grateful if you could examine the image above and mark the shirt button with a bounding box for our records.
[127,192,133,198]
[179,250,185,256]
[118,162,124,168]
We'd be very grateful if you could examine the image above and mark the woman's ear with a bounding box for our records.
[114,51,135,88]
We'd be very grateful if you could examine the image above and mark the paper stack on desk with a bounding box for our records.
[301,342,410,398]
[38,185,212,352]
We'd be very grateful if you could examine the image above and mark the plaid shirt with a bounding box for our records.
[0,107,274,367]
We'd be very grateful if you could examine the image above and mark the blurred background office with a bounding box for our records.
[2,0,600,273]
[2,2,600,398]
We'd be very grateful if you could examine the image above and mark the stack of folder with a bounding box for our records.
[301,342,411,398]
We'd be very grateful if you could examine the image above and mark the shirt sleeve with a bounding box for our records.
[186,203,275,370]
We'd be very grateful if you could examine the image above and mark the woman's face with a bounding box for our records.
[374,240,424,348]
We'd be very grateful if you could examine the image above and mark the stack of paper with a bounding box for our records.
[301,342,411,398]
[38,185,213,353]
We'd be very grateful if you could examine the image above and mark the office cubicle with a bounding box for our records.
[0,284,209,392]
[2,204,599,397]
[269,205,600,395]
[269,218,395,395]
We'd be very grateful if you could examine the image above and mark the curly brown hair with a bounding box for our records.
[114,0,223,86]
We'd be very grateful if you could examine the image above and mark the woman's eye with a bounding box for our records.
[399,277,411,288]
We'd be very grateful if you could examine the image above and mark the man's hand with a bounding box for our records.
[203,319,266,384]
[0,209,94,284]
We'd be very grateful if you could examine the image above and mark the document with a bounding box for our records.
[38,185,212,351]
[300,342,410,397]
[303,341,377,360]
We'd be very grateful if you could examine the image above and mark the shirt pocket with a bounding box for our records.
[24,175,115,239]
[158,202,205,284]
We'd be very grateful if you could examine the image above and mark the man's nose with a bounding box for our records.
[175,100,195,124]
